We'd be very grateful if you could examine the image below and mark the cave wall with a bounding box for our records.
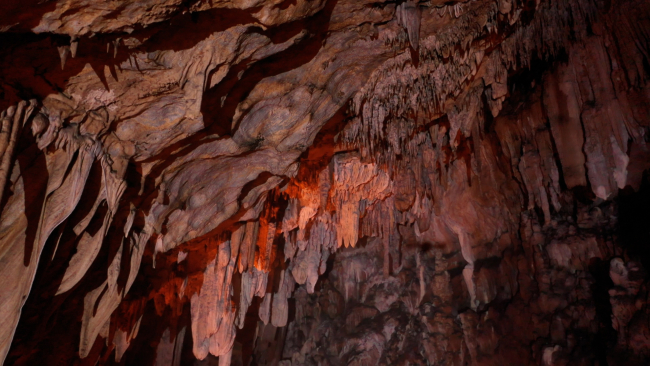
[0,0,649,365]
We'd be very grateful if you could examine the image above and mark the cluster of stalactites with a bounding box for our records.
[345,0,600,167]
[85,0,650,364]
[0,100,37,205]
[0,97,145,365]
[110,1,605,359]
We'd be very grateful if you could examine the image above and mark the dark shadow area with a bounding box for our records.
[618,171,650,270]
[0,0,57,31]
[0,32,129,107]
[588,257,616,366]
[137,8,260,54]
[235,296,264,366]
[114,299,181,366]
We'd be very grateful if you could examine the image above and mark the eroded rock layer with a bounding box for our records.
[0,0,649,365]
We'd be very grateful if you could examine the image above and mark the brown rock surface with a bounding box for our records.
[0,0,649,365]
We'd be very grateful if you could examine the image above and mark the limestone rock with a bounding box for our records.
[0,0,649,365]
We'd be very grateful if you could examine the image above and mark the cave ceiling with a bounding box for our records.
[0,0,649,365]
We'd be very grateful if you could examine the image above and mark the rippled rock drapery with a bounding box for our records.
[0,0,649,365]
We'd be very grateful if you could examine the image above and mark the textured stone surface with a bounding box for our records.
[0,0,649,365]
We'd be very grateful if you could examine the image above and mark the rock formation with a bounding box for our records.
[0,0,649,365]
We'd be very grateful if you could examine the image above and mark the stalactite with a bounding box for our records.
[0,100,36,207]
[396,0,421,50]
[190,239,237,360]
